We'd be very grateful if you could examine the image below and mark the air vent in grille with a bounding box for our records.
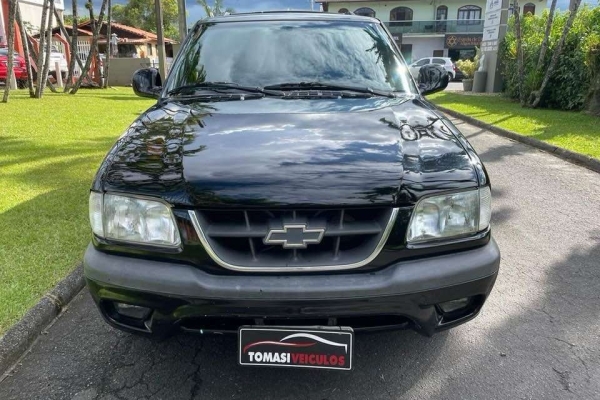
[188,208,398,272]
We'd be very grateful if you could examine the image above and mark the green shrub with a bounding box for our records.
[500,6,600,111]
[456,59,477,79]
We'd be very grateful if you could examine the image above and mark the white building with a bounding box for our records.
[1,0,64,46]
[318,0,546,63]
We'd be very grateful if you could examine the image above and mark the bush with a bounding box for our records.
[456,59,477,79]
[500,6,600,111]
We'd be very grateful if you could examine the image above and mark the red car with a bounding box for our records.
[0,48,28,88]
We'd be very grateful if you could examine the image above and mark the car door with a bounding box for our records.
[409,58,431,79]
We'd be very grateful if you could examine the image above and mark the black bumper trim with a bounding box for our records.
[83,239,500,302]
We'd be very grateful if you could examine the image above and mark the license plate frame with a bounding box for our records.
[238,326,353,371]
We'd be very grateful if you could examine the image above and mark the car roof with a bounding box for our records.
[199,11,378,24]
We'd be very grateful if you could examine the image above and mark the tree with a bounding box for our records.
[63,14,90,26]
[2,0,16,103]
[536,0,557,71]
[111,0,179,40]
[70,0,109,94]
[513,0,525,105]
[37,0,55,98]
[529,0,583,108]
[15,0,35,96]
[196,0,234,17]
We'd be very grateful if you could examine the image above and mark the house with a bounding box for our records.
[76,20,176,59]
[317,0,547,63]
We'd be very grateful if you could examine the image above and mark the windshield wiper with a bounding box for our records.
[167,82,282,97]
[263,82,398,98]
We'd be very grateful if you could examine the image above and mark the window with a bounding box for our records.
[414,58,430,67]
[436,6,448,20]
[432,58,447,65]
[523,3,535,15]
[436,5,449,32]
[338,8,349,14]
[354,7,376,18]
[390,7,413,26]
[147,44,153,56]
[457,5,482,25]
[433,50,444,57]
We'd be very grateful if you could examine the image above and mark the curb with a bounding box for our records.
[436,105,600,174]
[0,264,85,376]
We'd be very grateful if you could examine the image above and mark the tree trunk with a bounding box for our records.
[54,9,85,69]
[65,0,78,91]
[37,0,56,97]
[2,0,16,103]
[536,0,557,70]
[104,0,111,88]
[70,0,109,94]
[587,47,600,116]
[15,0,35,97]
[530,0,582,108]
[35,0,50,97]
[513,0,525,106]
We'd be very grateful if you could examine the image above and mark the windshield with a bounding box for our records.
[165,20,416,95]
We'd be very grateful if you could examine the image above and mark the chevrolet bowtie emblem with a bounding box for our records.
[264,224,325,249]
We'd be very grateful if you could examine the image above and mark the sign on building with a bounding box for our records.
[481,0,503,51]
[444,34,482,49]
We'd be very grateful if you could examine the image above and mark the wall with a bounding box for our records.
[326,0,547,21]
[0,0,7,45]
[107,57,154,86]
[327,1,487,22]
[402,36,446,62]
[19,2,63,33]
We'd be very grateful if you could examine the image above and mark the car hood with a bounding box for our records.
[95,96,482,207]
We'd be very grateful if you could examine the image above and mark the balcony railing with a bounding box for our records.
[384,20,484,35]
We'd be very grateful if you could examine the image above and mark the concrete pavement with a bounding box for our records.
[1,117,599,399]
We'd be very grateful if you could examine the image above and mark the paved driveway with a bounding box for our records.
[1,117,599,400]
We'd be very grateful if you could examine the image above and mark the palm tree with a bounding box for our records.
[196,0,234,17]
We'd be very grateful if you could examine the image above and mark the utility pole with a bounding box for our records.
[177,0,187,42]
[154,0,167,79]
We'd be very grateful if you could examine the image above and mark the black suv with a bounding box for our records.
[85,12,499,370]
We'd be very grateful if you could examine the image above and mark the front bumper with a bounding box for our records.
[84,238,500,337]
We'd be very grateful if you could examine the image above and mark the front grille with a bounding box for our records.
[189,208,398,272]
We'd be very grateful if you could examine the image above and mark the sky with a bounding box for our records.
[80,0,598,26]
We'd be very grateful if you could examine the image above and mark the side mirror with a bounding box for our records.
[132,68,162,99]
[417,64,449,96]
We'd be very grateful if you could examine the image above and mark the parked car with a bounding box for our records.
[409,57,457,81]
[46,45,68,80]
[85,12,499,371]
[0,47,28,88]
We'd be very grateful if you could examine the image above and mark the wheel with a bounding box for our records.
[17,80,27,89]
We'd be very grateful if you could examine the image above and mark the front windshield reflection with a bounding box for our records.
[166,20,415,94]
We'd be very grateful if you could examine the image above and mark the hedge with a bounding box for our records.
[500,6,600,112]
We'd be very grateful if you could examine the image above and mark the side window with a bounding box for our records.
[432,58,446,65]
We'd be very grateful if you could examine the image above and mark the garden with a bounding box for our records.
[0,88,153,333]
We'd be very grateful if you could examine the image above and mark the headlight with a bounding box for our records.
[88,192,181,247]
[407,187,491,244]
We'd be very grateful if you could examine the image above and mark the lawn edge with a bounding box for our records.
[0,264,85,377]
[436,105,600,174]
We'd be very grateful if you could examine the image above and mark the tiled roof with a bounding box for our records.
[77,20,176,43]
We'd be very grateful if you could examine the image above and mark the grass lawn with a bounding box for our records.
[0,88,154,334]
[429,92,600,160]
